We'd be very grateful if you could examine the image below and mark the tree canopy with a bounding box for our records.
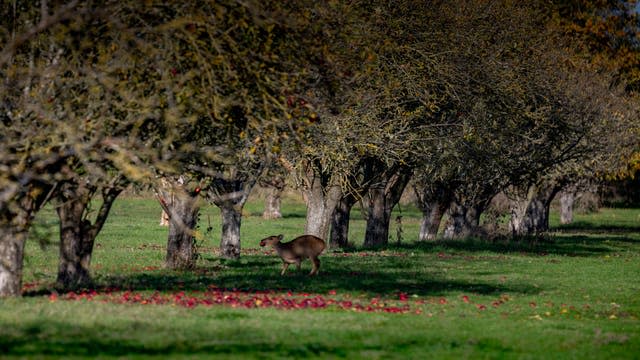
[0,0,638,296]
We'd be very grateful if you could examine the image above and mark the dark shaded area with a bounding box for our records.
[280,212,308,219]
[26,252,536,299]
[0,320,357,358]
[599,176,640,208]
[316,239,627,261]
[389,228,639,256]
[554,222,640,236]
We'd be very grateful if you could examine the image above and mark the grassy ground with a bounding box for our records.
[2,194,639,359]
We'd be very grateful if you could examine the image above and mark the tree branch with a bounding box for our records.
[0,0,80,67]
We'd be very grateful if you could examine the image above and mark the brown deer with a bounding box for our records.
[259,234,326,275]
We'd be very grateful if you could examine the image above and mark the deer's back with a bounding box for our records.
[282,235,325,257]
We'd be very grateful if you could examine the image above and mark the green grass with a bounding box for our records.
[2,195,640,359]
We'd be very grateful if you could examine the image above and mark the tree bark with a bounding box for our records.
[415,183,452,241]
[509,194,535,237]
[0,220,29,297]
[157,177,200,269]
[364,185,388,247]
[164,192,199,269]
[220,205,242,259]
[328,157,381,249]
[329,194,357,248]
[419,201,448,241]
[559,191,575,225]
[443,200,483,239]
[262,185,283,219]
[300,160,342,241]
[0,188,44,297]
[304,184,341,241]
[56,181,122,289]
[363,166,412,248]
[442,188,494,240]
[208,169,259,260]
[509,182,562,237]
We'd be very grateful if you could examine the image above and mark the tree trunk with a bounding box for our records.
[364,185,389,247]
[509,182,562,237]
[0,191,41,297]
[164,192,199,269]
[220,205,242,259]
[363,166,412,248]
[57,213,94,288]
[415,184,452,241]
[559,191,575,225]
[508,197,528,236]
[509,195,548,236]
[442,187,495,240]
[157,177,200,269]
[443,200,483,239]
[329,194,357,248]
[0,222,29,297]
[208,170,259,260]
[304,187,340,240]
[300,161,342,241]
[328,157,383,249]
[419,202,448,241]
[262,186,283,219]
[56,182,121,289]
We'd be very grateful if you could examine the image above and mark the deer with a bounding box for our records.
[259,234,326,276]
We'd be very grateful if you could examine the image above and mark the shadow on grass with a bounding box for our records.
[23,251,538,299]
[376,231,639,257]
[0,320,353,358]
[553,222,640,235]
[246,211,307,219]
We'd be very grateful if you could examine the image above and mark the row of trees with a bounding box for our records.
[1,0,638,297]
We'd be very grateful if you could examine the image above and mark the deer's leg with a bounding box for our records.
[310,257,321,275]
[280,262,290,276]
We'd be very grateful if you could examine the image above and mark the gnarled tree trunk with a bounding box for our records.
[509,181,562,237]
[0,185,48,297]
[0,218,29,297]
[363,166,412,248]
[263,187,283,219]
[419,202,448,241]
[415,183,452,241]
[208,168,261,260]
[329,157,380,249]
[559,191,575,225]
[304,184,341,241]
[299,159,341,241]
[329,194,357,248]
[157,177,200,269]
[443,200,482,239]
[56,180,122,289]
[443,188,494,240]
[262,176,285,220]
[220,205,242,259]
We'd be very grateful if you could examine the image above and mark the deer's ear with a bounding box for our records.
[278,234,284,241]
